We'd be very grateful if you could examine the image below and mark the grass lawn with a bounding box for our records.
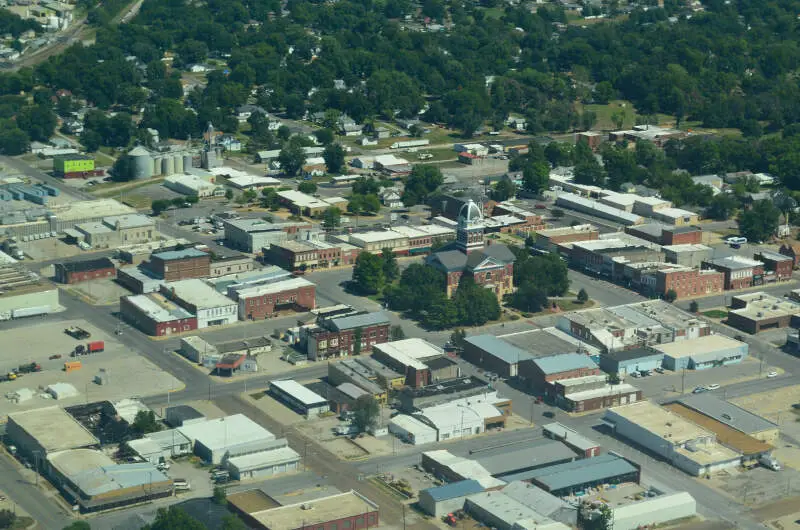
[480,6,505,19]
[555,298,595,312]
[91,176,165,196]
[702,309,729,319]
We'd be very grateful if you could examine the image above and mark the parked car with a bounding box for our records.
[654,367,664,374]
[692,387,708,394]
[706,384,720,391]
[767,371,778,378]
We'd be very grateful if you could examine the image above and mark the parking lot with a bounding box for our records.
[0,319,182,418]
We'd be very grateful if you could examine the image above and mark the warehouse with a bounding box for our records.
[389,414,438,445]
[164,173,223,198]
[161,279,238,328]
[398,376,497,413]
[519,353,600,392]
[419,479,484,517]
[225,174,281,191]
[421,450,505,489]
[524,453,640,496]
[226,440,301,480]
[120,293,197,336]
[327,361,388,404]
[611,492,697,530]
[654,334,747,371]
[232,276,316,320]
[0,265,59,320]
[501,481,576,526]
[475,441,578,479]
[674,393,779,443]
[461,335,534,378]
[116,265,163,294]
[555,193,644,226]
[165,405,205,428]
[542,423,601,458]
[269,379,329,418]
[241,490,379,530]
[177,414,276,465]
[598,348,664,376]
[416,401,506,441]
[7,406,99,457]
[180,336,219,364]
[603,401,742,476]
[727,292,800,334]
[465,491,568,530]
[54,257,115,284]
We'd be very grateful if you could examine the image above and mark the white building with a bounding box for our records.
[415,402,504,441]
[226,440,300,480]
[269,379,329,418]
[179,336,219,364]
[163,173,223,198]
[162,279,238,328]
[612,492,696,530]
[177,414,276,465]
[389,414,438,445]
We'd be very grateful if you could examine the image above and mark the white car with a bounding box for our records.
[767,371,778,378]
[706,384,720,391]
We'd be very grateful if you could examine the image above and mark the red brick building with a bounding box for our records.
[656,268,724,299]
[626,224,702,246]
[120,293,197,336]
[54,257,115,284]
[146,248,211,281]
[519,353,602,392]
[233,277,316,320]
[779,243,800,268]
[754,250,793,282]
[264,240,353,271]
[305,311,391,361]
[702,256,765,290]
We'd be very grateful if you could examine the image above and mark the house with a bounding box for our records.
[381,189,403,208]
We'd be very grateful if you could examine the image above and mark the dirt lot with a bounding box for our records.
[21,236,89,261]
[0,319,182,418]
[705,464,800,507]
[63,278,132,305]
[731,385,800,442]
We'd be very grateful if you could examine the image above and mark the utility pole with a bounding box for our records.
[681,368,686,395]
[758,353,764,375]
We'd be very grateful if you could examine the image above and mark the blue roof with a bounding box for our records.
[464,335,533,364]
[525,453,637,492]
[153,248,209,261]
[534,353,597,375]
[423,479,484,501]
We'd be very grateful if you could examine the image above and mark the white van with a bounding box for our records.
[173,479,191,491]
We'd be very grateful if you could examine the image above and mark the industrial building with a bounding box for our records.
[464,491,570,530]
[610,492,697,530]
[176,414,277,465]
[277,190,349,217]
[663,244,713,267]
[146,248,211,281]
[224,174,281,191]
[269,379,329,418]
[371,338,450,387]
[397,376,495,413]
[74,214,156,249]
[532,224,599,254]
[542,423,601,458]
[388,414,439,445]
[413,401,507,441]
[7,406,99,457]
[520,353,600,391]
[461,335,534,379]
[180,336,220,365]
[236,490,379,530]
[327,361,388,404]
[475,441,578,479]
[53,154,102,179]
[226,439,300,480]
[522,453,640,496]
[120,293,198,336]
[126,429,193,464]
[303,311,391,361]
[672,394,779,443]
[555,193,644,226]
[164,405,205,428]
[160,279,238,328]
[125,146,198,180]
[604,401,742,476]
[223,218,312,252]
[727,292,800,334]
[208,265,292,293]
[419,480,485,517]
[116,265,163,294]
[54,257,115,284]
[598,348,665,376]
[232,276,316,320]
[164,172,224,198]
[653,334,747,371]
[421,450,505,489]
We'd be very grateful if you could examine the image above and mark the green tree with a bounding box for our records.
[577,288,589,304]
[422,293,458,330]
[705,193,738,221]
[578,502,613,530]
[491,179,516,201]
[322,207,341,229]
[450,328,467,349]
[151,199,171,215]
[0,125,30,155]
[402,165,443,206]
[16,103,57,142]
[664,289,678,303]
[452,277,501,326]
[738,200,781,243]
[221,515,248,530]
[381,248,399,282]
[0,510,15,529]
[278,140,307,176]
[212,486,227,505]
[353,327,363,356]
[132,410,161,435]
[508,282,548,313]
[689,300,699,313]
[390,325,405,341]
[352,252,385,294]
[351,394,380,433]
[323,143,346,173]
[225,188,234,200]
[314,128,334,145]
[143,506,207,530]
[80,129,103,152]
[522,160,550,194]
[298,181,317,194]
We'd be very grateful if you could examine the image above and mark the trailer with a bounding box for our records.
[391,139,430,149]
[87,341,104,353]
[12,306,50,319]
[64,361,81,373]
[17,363,41,374]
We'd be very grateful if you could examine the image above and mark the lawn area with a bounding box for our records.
[555,298,595,312]
[579,100,673,131]
[481,6,504,19]
[91,176,165,196]
[702,309,729,319]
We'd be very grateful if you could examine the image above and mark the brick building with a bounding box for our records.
[656,267,724,300]
[519,353,602,391]
[54,257,115,284]
[232,277,316,320]
[304,312,391,361]
[209,255,254,278]
[625,224,702,246]
[146,248,211,281]
[779,243,800,268]
[264,240,360,271]
[532,224,599,254]
[702,256,764,290]
[461,334,533,379]
[120,293,197,336]
[753,250,793,282]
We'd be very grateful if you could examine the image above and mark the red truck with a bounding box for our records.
[72,341,105,357]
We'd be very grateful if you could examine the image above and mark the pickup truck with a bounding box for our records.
[65,326,91,340]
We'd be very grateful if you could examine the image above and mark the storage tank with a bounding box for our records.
[174,154,184,174]
[162,156,174,176]
[183,154,193,170]
[151,157,161,176]
[129,146,153,180]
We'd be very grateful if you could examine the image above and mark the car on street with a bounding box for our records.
[767,371,778,378]
[692,387,708,394]
[654,367,664,374]
[706,384,720,390]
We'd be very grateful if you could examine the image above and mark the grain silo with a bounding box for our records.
[162,156,174,176]
[183,154,193,171]
[173,153,184,174]
[128,146,153,180]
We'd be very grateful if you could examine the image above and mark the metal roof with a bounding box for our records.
[70,463,170,496]
[327,311,390,331]
[152,248,209,261]
[464,335,533,364]
[475,441,577,477]
[675,393,777,434]
[270,380,328,407]
[541,423,599,451]
[601,348,664,363]
[501,481,571,518]
[525,453,638,492]
[533,353,597,375]
[423,479,484,502]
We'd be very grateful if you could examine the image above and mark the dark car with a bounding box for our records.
[542,411,555,418]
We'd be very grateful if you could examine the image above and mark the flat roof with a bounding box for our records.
[234,276,315,299]
[500,327,601,357]
[563,383,640,402]
[534,353,597,375]
[177,414,275,451]
[755,249,793,262]
[270,380,328,407]
[9,406,98,453]
[704,255,763,270]
[464,334,534,364]
[327,311,390,331]
[607,401,710,444]
[535,224,597,238]
[372,338,442,370]
[655,207,697,219]
[602,348,664,363]
[48,448,114,477]
[675,393,777,434]
[476,441,577,476]
[152,248,208,261]
[524,453,638,492]
[277,190,331,209]
[423,479,484,502]
[541,423,598,451]
[390,414,438,436]
[227,446,300,471]
[729,292,800,319]
[164,279,236,309]
[104,214,154,229]
[251,491,378,530]
[124,293,194,322]
[466,491,549,524]
[662,244,712,253]
[663,403,772,456]
[652,335,745,359]
[350,230,406,244]
[227,175,281,188]
[70,463,170,496]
